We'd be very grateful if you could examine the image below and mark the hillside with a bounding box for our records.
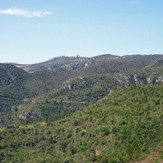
[0,64,30,99]
[13,60,163,123]
[0,64,30,118]
[0,54,163,125]
[14,56,93,73]
[13,54,162,73]
[0,65,76,125]
[0,83,162,162]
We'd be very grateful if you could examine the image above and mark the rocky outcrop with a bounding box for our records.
[18,56,94,72]
[156,76,163,82]
[19,111,43,120]
[115,74,134,86]
[134,75,147,85]
[63,76,84,90]
[147,78,156,84]
[115,73,162,87]
[59,61,93,70]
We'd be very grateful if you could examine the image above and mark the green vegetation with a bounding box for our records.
[0,55,163,125]
[0,65,77,124]
[15,54,162,73]
[0,55,162,162]
[0,83,162,162]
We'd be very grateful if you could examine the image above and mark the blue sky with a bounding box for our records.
[0,0,163,64]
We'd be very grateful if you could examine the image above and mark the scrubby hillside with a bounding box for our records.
[0,64,76,125]
[1,56,163,125]
[14,61,163,124]
[14,54,162,73]
[0,83,162,163]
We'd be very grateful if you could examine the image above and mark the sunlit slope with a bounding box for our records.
[0,83,162,162]
[14,54,162,73]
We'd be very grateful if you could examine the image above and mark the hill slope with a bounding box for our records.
[14,61,163,124]
[0,64,77,124]
[1,55,163,125]
[0,83,162,162]
[13,54,163,73]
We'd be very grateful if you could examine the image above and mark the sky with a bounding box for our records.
[0,0,163,64]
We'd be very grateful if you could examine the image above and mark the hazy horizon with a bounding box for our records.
[1,53,163,65]
[1,0,163,64]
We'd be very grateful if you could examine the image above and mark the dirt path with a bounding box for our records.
[62,100,88,104]
[30,98,89,104]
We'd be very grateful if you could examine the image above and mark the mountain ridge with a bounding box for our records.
[0,54,162,162]
[10,54,163,73]
[0,54,162,125]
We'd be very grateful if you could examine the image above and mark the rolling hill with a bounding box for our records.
[0,83,162,162]
[0,54,162,125]
[13,54,162,73]
[0,54,163,163]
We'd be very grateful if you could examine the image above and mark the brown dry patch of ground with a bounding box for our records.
[81,128,86,132]
[15,65,25,68]
[83,120,92,126]
[95,150,101,156]
[138,155,155,163]
[75,126,87,133]
[130,155,163,163]
[109,134,113,140]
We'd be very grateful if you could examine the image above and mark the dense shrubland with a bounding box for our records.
[0,83,162,162]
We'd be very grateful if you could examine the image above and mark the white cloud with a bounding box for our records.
[0,8,52,18]
[128,1,141,4]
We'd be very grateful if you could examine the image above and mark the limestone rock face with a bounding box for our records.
[156,76,163,82]
[19,111,43,120]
